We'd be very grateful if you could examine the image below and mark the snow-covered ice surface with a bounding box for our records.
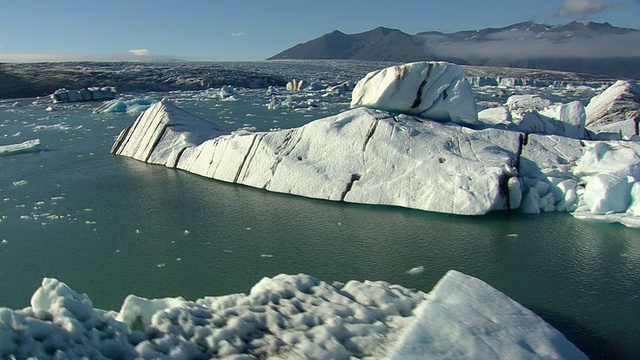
[350,61,478,126]
[585,80,639,128]
[112,62,640,227]
[114,101,519,215]
[0,271,585,359]
[0,138,40,155]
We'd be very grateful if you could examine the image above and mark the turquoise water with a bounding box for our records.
[0,76,638,359]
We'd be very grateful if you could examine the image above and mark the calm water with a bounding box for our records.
[0,67,638,359]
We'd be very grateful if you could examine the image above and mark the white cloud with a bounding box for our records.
[230,32,245,37]
[129,49,151,56]
[557,0,624,19]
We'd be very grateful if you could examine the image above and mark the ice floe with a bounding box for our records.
[51,87,117,103]
[0,271,586,359]
[111,62,640,228]
[0,139,40,155]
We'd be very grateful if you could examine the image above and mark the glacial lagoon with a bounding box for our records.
[0,62,638,358]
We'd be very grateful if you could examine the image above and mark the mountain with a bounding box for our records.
[268,22,640,79]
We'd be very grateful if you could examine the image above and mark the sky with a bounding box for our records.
[0,0,638,62]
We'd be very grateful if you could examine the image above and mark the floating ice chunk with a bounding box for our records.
[388,270,588,359]
[350,61,478,125]
[0,139,40,155]
[0,272,588,359]
[12,180,28,187]
[51,87,117,103]
[406,266,425,275]
[112,101,519,216]
[507,94,552,117]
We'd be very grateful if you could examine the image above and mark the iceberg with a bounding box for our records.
[93,97,157,114]
[585,80,640,128]
[0,271,586,359]
[50,87,117,103]
[113,100,519,215]
[387,271,587,360]
[0,139,41,155]
[350,61,478,126]
[111,61,640,227]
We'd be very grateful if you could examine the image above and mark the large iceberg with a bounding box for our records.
[113,100,519,215]
[0,139,41,155]
[112,61,640,227]
[0,271,586,359]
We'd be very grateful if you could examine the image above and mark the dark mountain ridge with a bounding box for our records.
[268,22,640,79]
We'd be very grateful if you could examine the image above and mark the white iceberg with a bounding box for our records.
[93,97,157,114]
[350,61,478,126]
[0,139,41,155]
[113,100,519,215]
[585,80,640,128]
[51,87,117,103]
[111,61,640,227]
[388,271,587,360]
[0,271,586,359]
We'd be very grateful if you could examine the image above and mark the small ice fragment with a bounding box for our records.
[135,229,140,234]
[332,281,345,288]
[337,222,342,226]
[184,230,190,235]
[3,198,10,202]
[115,249,120,253]
[1,239,7,245]
[156,263,166,268]
[85,220,96,225]
[84,208,93,212]
[13,180,28,187]
[406,266,425,275]
[35,201,45,206]
[506,233,519,238]
[176,258,182,261]
[20,215,31,220]
[223,250,233,253]
[260,254,274,258]
[245,227,252,231]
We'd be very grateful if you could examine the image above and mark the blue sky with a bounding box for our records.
[0,0,638,62]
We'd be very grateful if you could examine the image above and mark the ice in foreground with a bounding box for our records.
[0,271,586,359]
